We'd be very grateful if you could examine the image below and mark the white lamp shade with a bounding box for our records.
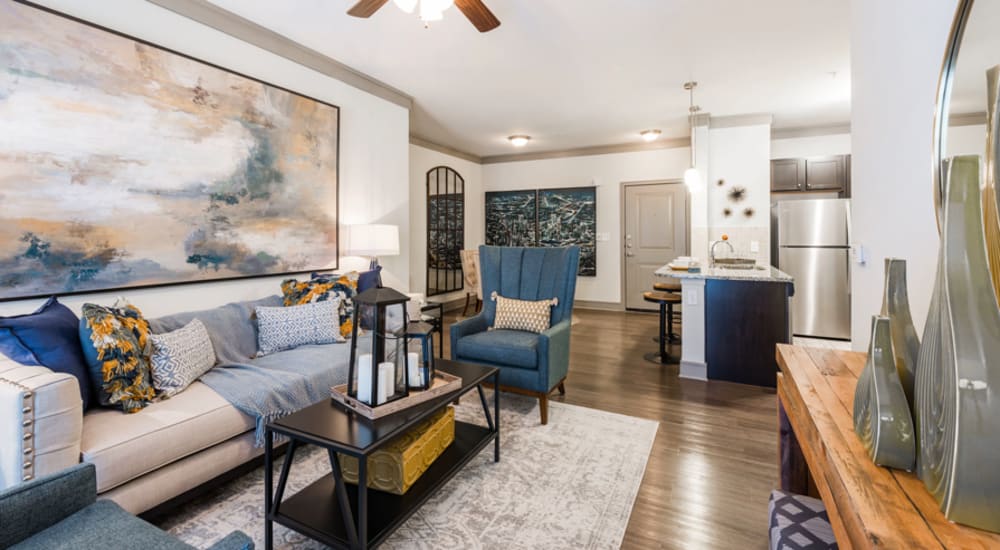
[345,224,400,257]
[393,0,418,13]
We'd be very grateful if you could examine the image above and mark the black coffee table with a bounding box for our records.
[264,360,500,550]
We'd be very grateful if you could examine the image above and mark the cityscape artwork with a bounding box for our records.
[485,187,596,276]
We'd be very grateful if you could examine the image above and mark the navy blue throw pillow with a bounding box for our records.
[0,297,93,410]
[358,266,383,292]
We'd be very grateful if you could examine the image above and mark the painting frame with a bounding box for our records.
[0,0,341,302]
[484,186,597,277]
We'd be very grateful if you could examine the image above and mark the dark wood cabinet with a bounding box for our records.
[771,155,851,195]
[771,158,806,192]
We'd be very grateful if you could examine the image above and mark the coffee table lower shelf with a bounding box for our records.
[270,421,493,549]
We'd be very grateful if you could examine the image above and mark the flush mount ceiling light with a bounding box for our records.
[683,81,702,191]
[640,129,661,142]
[508,135,531,147]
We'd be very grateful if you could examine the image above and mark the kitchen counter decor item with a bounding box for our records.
[853,316,915,471]
[880,258,920,412]
[915,155,1000,533]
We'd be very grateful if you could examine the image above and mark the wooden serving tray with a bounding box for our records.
[330,370,463,419]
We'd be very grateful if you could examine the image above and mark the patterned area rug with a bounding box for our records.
[160,392,658,549]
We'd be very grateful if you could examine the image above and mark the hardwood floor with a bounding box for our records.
[442,308,777,550]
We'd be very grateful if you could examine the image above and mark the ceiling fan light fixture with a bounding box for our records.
[393,0,418,14]
[508,135,531,147]
[640,129,661,142]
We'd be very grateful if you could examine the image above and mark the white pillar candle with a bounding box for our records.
[407,352,422,388]
[357,354,373,404]
[378,362,394,404]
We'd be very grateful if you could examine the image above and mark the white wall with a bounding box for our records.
[482,148,691,304]
[0,0,410,319]
[771,134,851,158]
[947,123,987,157]
[849,0,956,349]
[408,145,484,303]
[704,124,773,265]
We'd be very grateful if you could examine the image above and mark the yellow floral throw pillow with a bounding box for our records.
[281,272,358,339]
[491,291,559,334]
[80,302,156,413]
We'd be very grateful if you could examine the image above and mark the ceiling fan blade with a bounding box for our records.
[347,0,391,18]
[455,0,501,32]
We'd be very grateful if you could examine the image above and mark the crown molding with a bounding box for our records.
[710,113,774,129]
[146,0,413,109]
[771,123,852,140]
[409,135,482,164]
[481,137,690,165]
[949,111,986,127]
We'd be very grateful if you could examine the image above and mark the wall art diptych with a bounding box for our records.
[0,0,340,301]
[485,187,596,277]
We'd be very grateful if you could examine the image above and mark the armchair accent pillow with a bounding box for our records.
[256,299,341,355]
[150,319,216,397]
[281,272,358,338]
[79,301,156,413]
[491,291,559,334]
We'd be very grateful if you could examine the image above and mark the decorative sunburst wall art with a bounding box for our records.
[744,207,756,218]
[728,186,747,202]
[723,207,733,218]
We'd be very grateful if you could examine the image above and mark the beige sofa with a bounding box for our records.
[0,354,260,514]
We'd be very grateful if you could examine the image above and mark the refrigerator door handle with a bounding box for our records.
[846,251,852,296]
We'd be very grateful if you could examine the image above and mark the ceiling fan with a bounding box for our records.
[347,0,501,33]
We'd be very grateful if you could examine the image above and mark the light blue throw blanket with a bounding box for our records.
[149,296,354,446]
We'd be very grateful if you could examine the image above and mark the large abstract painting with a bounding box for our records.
[484,187,596,276]
[0,1,340,301]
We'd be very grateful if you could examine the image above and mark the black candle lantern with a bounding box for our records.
[347,286,411,406]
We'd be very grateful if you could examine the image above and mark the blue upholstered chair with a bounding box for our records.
[450,245,580,424]
[0,463,253,549]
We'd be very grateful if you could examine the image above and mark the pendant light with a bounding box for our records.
[683,81,701,191]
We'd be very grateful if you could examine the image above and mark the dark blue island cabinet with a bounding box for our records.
[704,278,795,387]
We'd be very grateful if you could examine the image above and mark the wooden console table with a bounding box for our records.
[775,344,1000,549]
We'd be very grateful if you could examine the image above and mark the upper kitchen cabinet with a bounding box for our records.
[771,155,851,196]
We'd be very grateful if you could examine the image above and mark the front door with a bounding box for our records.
[624,182,688,310]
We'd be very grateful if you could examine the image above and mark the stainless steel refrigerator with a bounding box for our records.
[774,198,851,340]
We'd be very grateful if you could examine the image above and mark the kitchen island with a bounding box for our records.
[655,264,794,387]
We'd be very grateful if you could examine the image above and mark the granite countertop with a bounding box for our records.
[654,264,794,283]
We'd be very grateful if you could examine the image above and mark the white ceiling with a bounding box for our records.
[205,0,851,157]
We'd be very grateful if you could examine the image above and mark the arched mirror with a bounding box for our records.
[426,166,465,296]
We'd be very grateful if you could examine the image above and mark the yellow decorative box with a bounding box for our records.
[340,406,455,495]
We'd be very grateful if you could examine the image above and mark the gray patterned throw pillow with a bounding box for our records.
[256,299,341,356]
[150,318,217,397]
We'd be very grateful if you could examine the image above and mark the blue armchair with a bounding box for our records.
[0,463,253,549]
[450,245,579,424]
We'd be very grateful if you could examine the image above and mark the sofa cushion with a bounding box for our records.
[0,297,93,410]
[150,319,217,397]
[282,272,358,338]
[82,382,253,493]
[11,499,194,550]
[79,302,156,413]
[455,330,539,369]
[255,299,341,355]
[491,291,557,333]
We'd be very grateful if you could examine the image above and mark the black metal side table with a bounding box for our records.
[264,360,500,550]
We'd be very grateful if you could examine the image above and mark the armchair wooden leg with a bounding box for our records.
[557,381,566,395]
[462,293,471,316]
[539,394,549,425]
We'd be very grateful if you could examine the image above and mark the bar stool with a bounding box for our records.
[643,290,681,364]
[650,282,682,344]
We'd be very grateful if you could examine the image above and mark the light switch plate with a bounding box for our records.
[750,240,760,253]
[686,290,697,305]
[596,232,610,242]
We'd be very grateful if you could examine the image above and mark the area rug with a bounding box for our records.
[160,392,659,549]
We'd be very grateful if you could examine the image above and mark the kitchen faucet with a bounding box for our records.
[710,235,735,266]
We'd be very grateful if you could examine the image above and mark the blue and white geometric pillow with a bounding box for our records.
[256,299,341,356]
[768,490,838,549]
[150,318,217,397]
